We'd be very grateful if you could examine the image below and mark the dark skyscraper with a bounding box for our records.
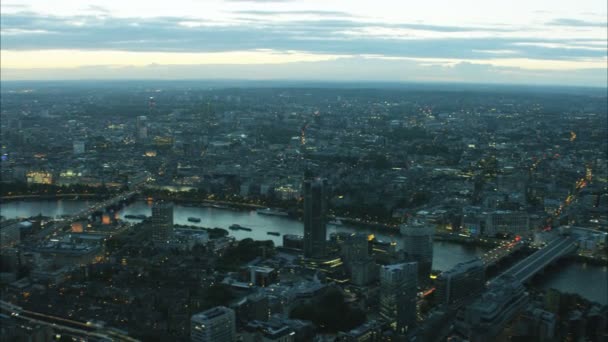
[303,178,328,259]
[380,262,418,336]
[151,201,173,244]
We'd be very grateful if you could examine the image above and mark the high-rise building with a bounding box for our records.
[136,115,148,140]
[303,179,328,259]
[151,201,173,244]
[435,258,485,306]
[379,262,418,335]
[400,219,434,279]
[191,306,236,342]
[340,233,377,286]
[340,233,369,265]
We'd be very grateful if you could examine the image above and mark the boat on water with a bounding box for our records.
[229,224,252,231]
[267,232,280,236]
[256,208,289,217]
[187,217,201,223]
[212,204,229,209]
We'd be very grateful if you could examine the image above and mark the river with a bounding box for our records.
[1,199,606,304]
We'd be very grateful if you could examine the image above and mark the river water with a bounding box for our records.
[1,199,606,304]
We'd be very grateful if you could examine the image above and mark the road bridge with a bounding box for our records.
[480,238,526,267]
[498,235,577,283]
[32,189,140,240]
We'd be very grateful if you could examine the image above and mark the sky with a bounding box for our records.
[1,0,607,86]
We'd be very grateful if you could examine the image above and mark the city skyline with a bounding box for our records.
[1,0,607,86]
[0,2,607,341]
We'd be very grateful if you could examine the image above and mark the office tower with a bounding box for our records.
[303,179,328,259]
[151,201,173,244]
[379,262,418,335]
[73,140,85,155]
[340,233,369,264]
[136,115,148,140]
[484,210,530,237]
[400,219,434,279]
[435,258,485,306]
[191,306,236,342]
[340,233,377,286]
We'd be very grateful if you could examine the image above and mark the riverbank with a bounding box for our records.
[565,254,608,266]
[1,193,109,202]
[138,194,268,211]
[434,233,502,248]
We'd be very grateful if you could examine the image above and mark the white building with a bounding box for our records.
[400,219,434,278]
[191,306,236,342]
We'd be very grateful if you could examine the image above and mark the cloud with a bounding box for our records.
[547,18,607,28]
[235,10,352,17]
[224,0,295,2]
[2,11,606,62]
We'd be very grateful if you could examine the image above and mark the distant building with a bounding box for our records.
[191,306,236,342]
[400,220,434,279]
[136,116,148,140]
[26,171,53,185]
[379,262,418,335]
[151,201,173,244]
[73,140,85,155]
[303,179,328,259]
[435,258,485,306]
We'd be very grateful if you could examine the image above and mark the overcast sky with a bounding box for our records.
[1,0,606,86]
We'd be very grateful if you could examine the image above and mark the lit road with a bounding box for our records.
[481,238,525,266]
[0,300,139,341]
